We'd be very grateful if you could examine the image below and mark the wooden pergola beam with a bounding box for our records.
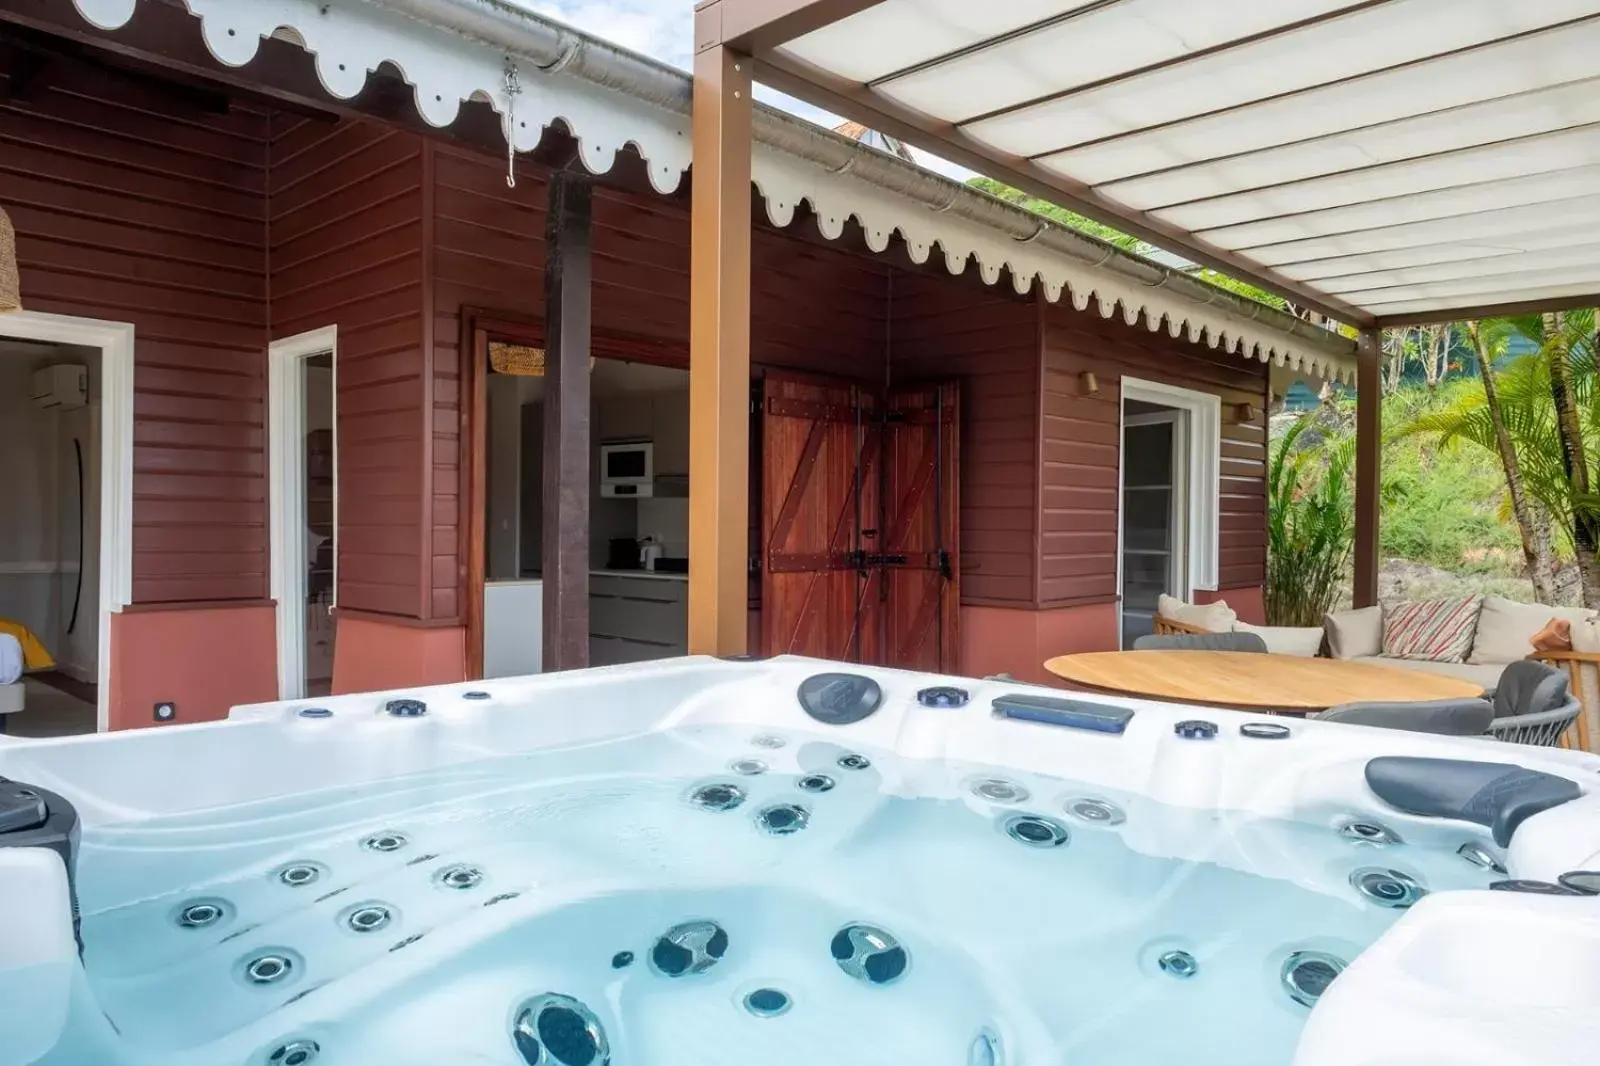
[1353,329,1381,609]
[1373,291,1600,328]
[687,43,754,656]
[694,0,887,54]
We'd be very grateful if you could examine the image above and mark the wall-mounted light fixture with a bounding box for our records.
[1233,402,1259,424]
[1080,371,1099,395]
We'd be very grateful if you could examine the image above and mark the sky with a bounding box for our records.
[513,0,976,181]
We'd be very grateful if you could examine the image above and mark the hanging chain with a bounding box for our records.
[503,62,523,188]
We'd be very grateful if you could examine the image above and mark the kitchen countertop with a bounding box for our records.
[590,568,688,582]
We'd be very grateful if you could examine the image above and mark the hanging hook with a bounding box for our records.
[503,61,523,188]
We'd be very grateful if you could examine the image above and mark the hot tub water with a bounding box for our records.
[40,724,1499,1066]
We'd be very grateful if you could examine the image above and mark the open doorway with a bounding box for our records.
[269,328,337,699]
[0,337,101,736]
[1118,379,1222,648]
[478,343,691,677]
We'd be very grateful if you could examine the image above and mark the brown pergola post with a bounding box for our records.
[687,36,754,656]
[542,172,593,669]
[1353,329,1381,608]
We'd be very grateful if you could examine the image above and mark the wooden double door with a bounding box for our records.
[759,371,959,672]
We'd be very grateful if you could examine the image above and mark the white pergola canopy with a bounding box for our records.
[746,0,1600,327]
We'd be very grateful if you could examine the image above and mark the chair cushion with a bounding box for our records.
[1352,656,1503,691]
[1470,595,1595,664]
[1233,621,1324,657]
[1492,659,1570,719]
[1317,698,1494,736]
[1325,606,1383,659]
[1156,594,1236,633]
[1382,596,1481,662]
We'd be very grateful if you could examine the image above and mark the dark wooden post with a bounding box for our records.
[687,37,753,656]
[542,173,593,669]
[1353,328,1381,608]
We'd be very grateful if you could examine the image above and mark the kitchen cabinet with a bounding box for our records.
[594,392,690,477]
[588,571,687,664]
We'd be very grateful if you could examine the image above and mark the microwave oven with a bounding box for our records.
[600,441,653,497]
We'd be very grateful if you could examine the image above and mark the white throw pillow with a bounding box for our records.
[1469,595,1596,664]
[1233,621,1324,657]
[1324,606,1383,660]
[1572,616,1600,654]
[1157,594,1237,633]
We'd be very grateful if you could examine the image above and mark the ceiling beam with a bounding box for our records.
[694,0,887,55]
[751,50,1375,326]
[1374,292,1600,328]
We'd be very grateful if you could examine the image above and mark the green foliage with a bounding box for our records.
[1266,413,1355,626]
[1381,381,1526,569]
[966,177,1144,251]
[1190,268,1288,311]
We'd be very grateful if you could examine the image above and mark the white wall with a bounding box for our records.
[0,342,100,679]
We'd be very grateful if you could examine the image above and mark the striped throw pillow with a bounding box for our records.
[1381,597,1482,663]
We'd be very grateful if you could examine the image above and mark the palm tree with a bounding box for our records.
[1544,310,1600,606]
[1464,320,1557,603]
[1400,311,1598,606]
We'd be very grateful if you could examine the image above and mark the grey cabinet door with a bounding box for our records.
[589,575,687,660]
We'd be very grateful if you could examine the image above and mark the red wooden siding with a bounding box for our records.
[1039,302,1270,608]
[889,273,1041,607]
[1,62,270,603]
[268,116,429,619]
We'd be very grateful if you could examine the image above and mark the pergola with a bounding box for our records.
[686,0,1600,651]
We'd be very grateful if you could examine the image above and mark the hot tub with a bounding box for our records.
[2,656,1598,1066]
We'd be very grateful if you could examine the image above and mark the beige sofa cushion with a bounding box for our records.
[1574,616,1600,654]
[1325,606,1383,659]
[1157,594,1236,633]
[1352,655,1503,692]
[1234,621,1324,657]
[1469,595,1596,664]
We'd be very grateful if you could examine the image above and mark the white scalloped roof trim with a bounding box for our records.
[70,0,692,193]
[73,0,1350,385]
[752,142,1356,386]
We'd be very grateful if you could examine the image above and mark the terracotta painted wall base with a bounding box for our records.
[109,605,278,730]
[331,617,467,695]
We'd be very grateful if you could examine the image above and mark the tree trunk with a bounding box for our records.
[1546,311,1600,607]
[1471,323,1558,603]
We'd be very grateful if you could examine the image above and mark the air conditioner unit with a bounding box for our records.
[30,364,87,411]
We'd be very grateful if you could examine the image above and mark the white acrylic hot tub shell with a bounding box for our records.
[1,655,1597,1066]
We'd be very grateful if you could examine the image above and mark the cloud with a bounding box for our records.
[506,0,976,182]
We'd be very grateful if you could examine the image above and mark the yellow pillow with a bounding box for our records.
[0,619,54,671]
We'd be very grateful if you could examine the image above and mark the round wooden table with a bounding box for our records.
[1042,650,1484,715]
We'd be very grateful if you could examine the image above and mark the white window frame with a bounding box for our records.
[2,311,134,733]
[1119,378,1221,597]
[268,326,337,700]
